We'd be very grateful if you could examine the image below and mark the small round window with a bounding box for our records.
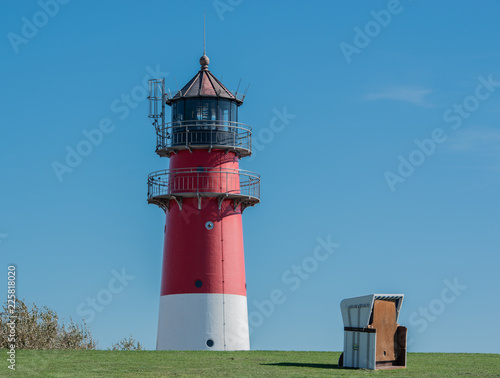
[195,280,203,288]
[205,221,214,230]
[206,339,214,347]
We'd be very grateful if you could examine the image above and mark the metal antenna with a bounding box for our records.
[174,77,181,95]
[161,78,165,128]
[235,78,242,95]
[242,82,251,100]
[203,10,206,55]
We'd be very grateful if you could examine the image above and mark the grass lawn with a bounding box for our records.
[3,350,499,377]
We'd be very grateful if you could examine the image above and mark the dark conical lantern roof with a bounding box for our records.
[167,54,243,105]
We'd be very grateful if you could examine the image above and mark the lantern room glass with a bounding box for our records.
[171,98,238,125]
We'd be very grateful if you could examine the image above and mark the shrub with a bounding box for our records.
[0,299,96,350]
[110,334,143,351]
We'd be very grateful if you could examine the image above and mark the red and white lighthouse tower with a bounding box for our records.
[147,53,260,351]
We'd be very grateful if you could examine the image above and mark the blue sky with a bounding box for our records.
[1,0,499,353]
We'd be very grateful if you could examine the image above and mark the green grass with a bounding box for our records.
[4,350,499,377]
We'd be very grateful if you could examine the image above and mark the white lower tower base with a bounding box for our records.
[157,293,250,351]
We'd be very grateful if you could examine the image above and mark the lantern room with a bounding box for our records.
[149,55,251,157]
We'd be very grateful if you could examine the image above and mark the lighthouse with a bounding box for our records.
[147,53,260,351]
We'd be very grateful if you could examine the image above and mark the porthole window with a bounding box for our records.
[205,221,214,230]
[206,339,214,347]
[195,280,203,288]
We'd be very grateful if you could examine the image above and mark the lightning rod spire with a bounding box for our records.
[200,11,210,69]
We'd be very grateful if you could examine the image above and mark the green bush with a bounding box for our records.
[0,299,96,350]
[109,334,143,351]
[1,299,144,350]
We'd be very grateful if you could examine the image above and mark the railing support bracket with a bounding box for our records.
[173,196,183,211]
